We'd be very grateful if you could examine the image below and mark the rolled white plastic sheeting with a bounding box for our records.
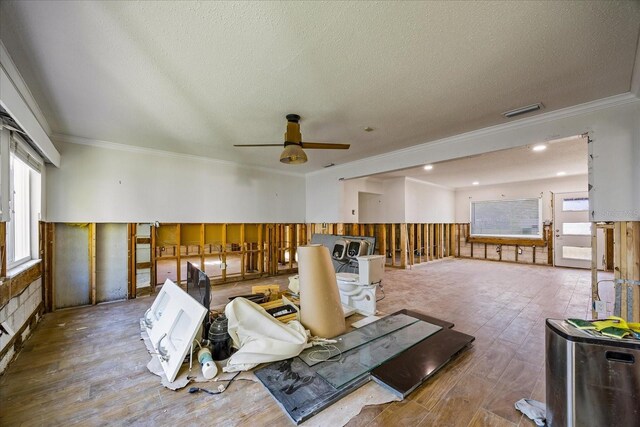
[223,297,309,372]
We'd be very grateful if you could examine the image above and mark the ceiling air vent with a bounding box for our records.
[502,103,543,119]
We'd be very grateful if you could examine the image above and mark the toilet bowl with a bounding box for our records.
[336,272,378,316]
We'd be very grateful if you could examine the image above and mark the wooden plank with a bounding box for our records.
[176,224,182,285]
[50,223,56,311]
[400,224,407,268]
[606,228,614,271]
[128,223,137,299]
[417,224,422,263]
[0,221,6,278]
[258,224,264,274]
[221,224,227,281]
[408,224,415,266]
[620,222,628,319]
[43,222,53,312]
[380,224,387,261]
[613,222,621,316]
[449,224,455,257]
[89,223,96,305]
[467,236,546,247]
[150,224,157,292]
[200,223,205,276]
[241,223,246,279]
[632,222,640,322]
[591,221,598,318]
[547,223,554,265]
[391,224,396,266]
[1,263,42,308]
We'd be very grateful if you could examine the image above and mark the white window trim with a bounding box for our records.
[470,197,543,239]
[1,128,42,270]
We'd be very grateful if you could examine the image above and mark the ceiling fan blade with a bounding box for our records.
[301,142,350,150]
[233,144,283,147]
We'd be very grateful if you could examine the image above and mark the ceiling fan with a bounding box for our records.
[234,114,350,164]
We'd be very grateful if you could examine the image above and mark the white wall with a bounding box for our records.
[341,177,383,222]
[405,178,455,223]
[382,177,406,223]
[306,96,640,223]
[46,141,306,223]
[358,192,383,223]
[454,174,588,223]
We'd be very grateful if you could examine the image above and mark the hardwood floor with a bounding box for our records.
[0,259,603,426]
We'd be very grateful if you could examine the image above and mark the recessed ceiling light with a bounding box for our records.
[532,144,547,152]
[557,171,566,176]
[423,164,433,171]
[472,181,479,186]
[364,126,374,132]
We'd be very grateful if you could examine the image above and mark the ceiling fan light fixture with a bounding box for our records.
[280,144,308,164]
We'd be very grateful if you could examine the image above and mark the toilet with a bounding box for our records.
[336,255,385,316]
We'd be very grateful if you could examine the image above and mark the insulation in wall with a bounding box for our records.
[96,223,128,303]
[54,224,90,309]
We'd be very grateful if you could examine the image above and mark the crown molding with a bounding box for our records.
[52,133,305,178]
[0,40,52,136]
[308,92,639,178]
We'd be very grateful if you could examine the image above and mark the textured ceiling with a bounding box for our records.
[1,1,638,172]
[371,135,588,189]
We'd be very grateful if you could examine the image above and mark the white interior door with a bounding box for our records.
[553,192,603,269]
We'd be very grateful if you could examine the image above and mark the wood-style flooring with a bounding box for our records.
[0,259,605,426]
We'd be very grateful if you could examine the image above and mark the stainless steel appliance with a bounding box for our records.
[546,319,640,426]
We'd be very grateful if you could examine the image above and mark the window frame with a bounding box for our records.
[1,130,42,270]
[469,197,543,239]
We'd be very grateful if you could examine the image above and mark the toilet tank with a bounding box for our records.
[356,255,385,285]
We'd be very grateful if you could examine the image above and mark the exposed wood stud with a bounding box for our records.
[89,223,96,304]
[591,221,598,318]
[400,224,407,269]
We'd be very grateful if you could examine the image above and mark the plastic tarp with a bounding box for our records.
[224,297,309,372]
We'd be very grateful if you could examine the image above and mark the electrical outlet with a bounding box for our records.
[594,300,606,313]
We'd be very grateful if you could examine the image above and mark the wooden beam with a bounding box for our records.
[614,222,621,316]
[408,224,415,266]
[221,223,226,281]
[591,221,598,318]
[89,223,96,305]
[176,224,182,285]
[150,224,156,293]
[468,236,547,247]
[380,224,387,261]
[400,224,407,268]
[390,224,396,266]
[416,224,422,264]
[0,262,42,308]
[630,222,640,322]
[50,224,56,311]
[0,221,6,278]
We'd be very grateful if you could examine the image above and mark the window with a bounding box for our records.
[470,198,542,238]
[562,197,589,212]
[2,131,42,269]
